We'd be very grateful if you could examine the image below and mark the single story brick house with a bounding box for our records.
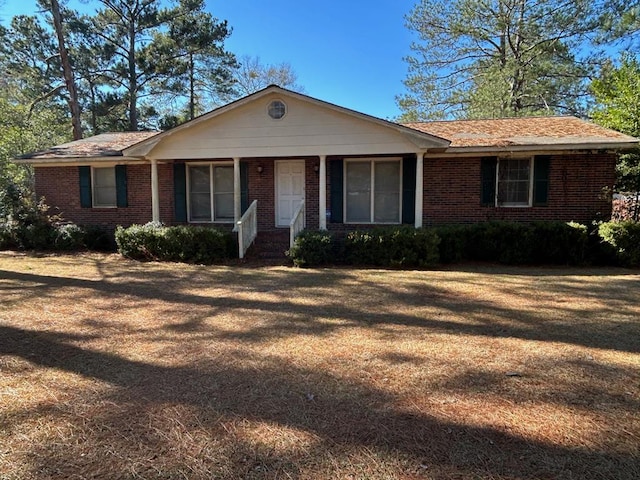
[16,85,638,256]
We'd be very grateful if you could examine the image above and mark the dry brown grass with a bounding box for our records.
[0,251,639,479]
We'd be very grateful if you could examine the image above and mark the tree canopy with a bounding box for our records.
[398,0,605,121]
[591,54,640,192]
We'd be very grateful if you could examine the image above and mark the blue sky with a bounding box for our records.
[1,0,416,120]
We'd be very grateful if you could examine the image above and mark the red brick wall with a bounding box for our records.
[34,153,615,231]
[326,153,615,231]
[35,164,174,229]
[422,153,615,225]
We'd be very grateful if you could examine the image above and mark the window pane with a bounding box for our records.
[498,159,530,205]
[190,166,210,193]
[374,161,400,222]
[214,166,233,193]
[346,162,371,222]
[93,167,116,206]
[214,193,234,220]
[189,166,211,221]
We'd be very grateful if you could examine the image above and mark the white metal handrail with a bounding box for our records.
[289,200,305,248]
[237,200,258,259]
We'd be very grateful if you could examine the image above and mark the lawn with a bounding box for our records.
[0,252,639,479]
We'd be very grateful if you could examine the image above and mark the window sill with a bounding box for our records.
[91,205,118,209]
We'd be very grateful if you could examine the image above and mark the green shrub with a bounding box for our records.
[529,221,588,265]
[115,223,234,264]
[598,221,640,267]
[464,221,532,264]
[432,221,588,265]
[344,226,440,268]
[52,223,86,251]
[83,226,116,251]
[432,224,470,263]
[286,230,334,267]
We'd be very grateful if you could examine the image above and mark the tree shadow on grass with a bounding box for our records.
[1,325,639,479]
[1,267,639,353]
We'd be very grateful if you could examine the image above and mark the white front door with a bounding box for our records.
[275,160,305,227]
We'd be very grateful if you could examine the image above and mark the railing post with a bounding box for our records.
[238,220,245,259]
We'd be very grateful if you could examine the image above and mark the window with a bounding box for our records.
[482,156,550,208]
[497,158,533,206]
[345,159,401,223]
[92,167,117,207]
[267,100,287,120]
[187,164,234,222]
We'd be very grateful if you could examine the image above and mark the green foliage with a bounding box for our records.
[0,181,54,249]
[344,226,440,268]
[530,222,588,265]
[286,230,334,267]
[465,222,534,264]
[115,223,234,264]
[591,54,640,192]
[435,221,588,265]
[398,0,600,120]
[598,221,640,266]
[0,180,109,251]
[432,224,470,263]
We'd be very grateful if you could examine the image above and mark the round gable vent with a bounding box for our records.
[267,100,287,120]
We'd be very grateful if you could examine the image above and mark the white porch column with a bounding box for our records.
[415,152,424,228]
[150,158,160,223]
[233,157,241,230]
[319,155,327,230]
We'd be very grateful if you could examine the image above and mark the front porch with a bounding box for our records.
[147,154,427,258]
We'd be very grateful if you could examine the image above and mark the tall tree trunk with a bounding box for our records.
[189,53,196,120]
[49,0,82,140]
[128,16,138,131]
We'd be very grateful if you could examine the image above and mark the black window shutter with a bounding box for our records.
[79,166,92,208]
[480,157,497,206]
[533,155,551,206]
[173,163,187,222]
[115,165,128,207]
[329,159,343,223]
[240,161,249,214]
[402,156,416,225]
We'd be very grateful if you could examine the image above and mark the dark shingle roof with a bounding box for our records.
[19,132,159,160]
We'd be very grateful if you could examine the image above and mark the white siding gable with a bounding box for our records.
[145,93,443,160]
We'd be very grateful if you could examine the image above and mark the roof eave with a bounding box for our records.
[12,155,148,166]
[425,141,639,157]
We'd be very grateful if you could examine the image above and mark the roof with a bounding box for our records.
[18,131,159,160]
[14,93,638,164]
[403,116,637,150]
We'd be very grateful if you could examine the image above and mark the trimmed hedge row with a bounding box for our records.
[115,223,235,264]
[287,221,640,268]
[434,221,588,265]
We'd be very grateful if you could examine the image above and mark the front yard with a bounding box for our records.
[0,252,639,479]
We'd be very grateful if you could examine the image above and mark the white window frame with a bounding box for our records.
[91,166,117,208]
[495,157,535,208]
[343,157,403,224]
[186,162,234,223]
